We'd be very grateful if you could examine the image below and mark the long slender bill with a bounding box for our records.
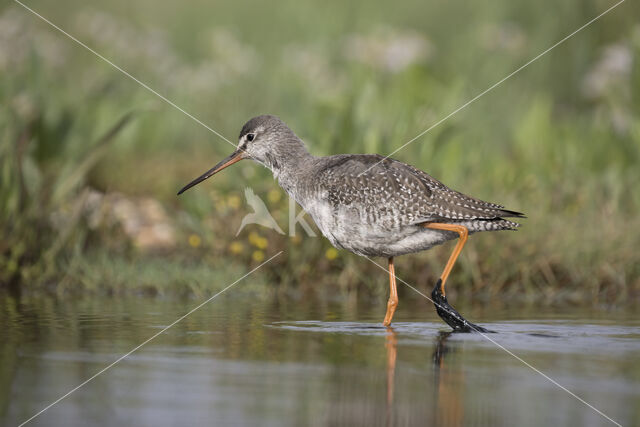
[177,149,245,195]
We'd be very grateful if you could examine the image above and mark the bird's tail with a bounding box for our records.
[466,218,521,232]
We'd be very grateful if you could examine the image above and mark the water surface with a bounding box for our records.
[1,292,638,426]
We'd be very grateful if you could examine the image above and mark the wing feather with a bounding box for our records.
[315,154,523,227]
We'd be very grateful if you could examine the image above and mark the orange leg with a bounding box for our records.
[424,223,468,296]
[382,257,398,326]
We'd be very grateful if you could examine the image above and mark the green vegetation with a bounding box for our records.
[1,0,639,303]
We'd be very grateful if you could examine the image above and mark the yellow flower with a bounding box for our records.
[188,234,202,248]
[256,237,268,249]
[227,194,241,210]
[248,232,268,249]
[248,231,260,246]
[229,241,244,254]
[267,189,281,203]
[325,248,339,260]
[252,250,265,262]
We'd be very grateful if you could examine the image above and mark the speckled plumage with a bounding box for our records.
[233,115,524,258]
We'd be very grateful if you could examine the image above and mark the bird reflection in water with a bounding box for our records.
[433,331,463,427]
[384,328,464,427]
[385,327,397,427]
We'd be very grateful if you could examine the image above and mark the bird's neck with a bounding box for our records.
[266,137,314,198]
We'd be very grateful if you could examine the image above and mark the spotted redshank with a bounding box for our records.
[178,115,524,332]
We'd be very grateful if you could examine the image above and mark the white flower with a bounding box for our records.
[344,27,433,73]
[582,43,632,99]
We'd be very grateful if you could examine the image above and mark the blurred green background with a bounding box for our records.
[1,0,639,304]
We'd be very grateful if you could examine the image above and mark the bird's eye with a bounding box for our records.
[246,133,255,142]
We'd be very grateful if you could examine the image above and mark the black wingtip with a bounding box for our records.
[500,209,526,219]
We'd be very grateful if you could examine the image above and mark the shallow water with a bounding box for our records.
[1,292,638,427]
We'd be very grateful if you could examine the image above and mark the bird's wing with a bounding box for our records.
[316,154,523,226]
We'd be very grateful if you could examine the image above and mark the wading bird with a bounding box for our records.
[178,115,524,332]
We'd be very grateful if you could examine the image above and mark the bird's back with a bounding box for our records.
[313,154,521,225]
[294,154,523,257]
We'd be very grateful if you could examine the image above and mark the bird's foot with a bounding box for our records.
[431,279,491,333]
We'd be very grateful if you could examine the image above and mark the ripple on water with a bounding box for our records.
[268,320,640,355]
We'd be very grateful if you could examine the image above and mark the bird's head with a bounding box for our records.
[178,115,307,195]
